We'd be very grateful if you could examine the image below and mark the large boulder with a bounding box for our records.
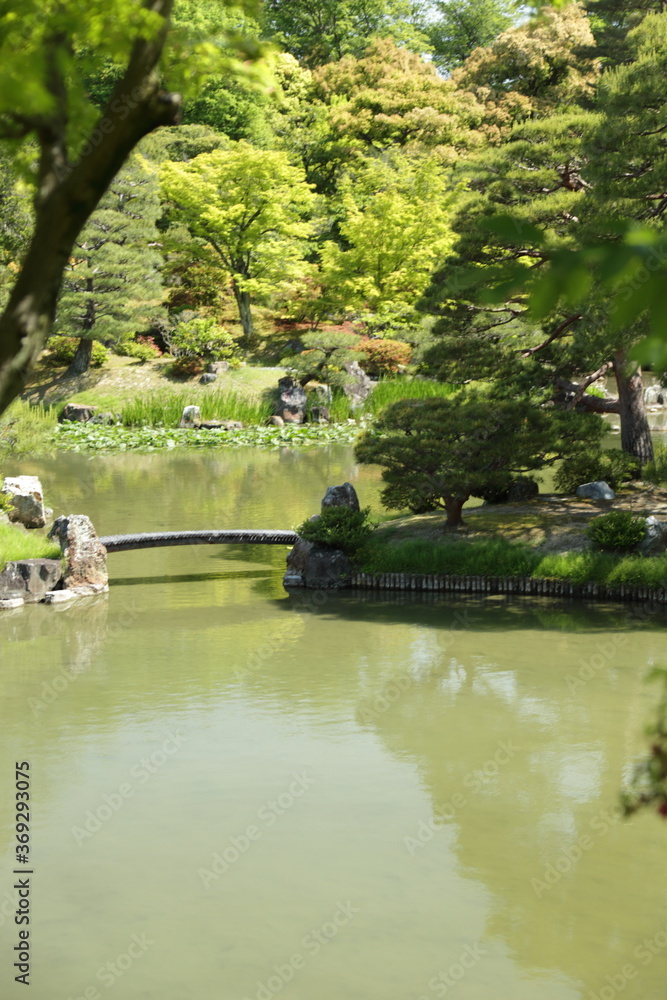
[179,405,201,428]
[343,360,374,408]
[208,361,230,375]
[0,559,63,602]
[276,376,307,423]
[59,403,97,423]
[322,482,360,511]
[576,481,615,501]
[638,516,667,557]
[48,514,108,588]
[2,476,46,528]
[200,373,217,385]
[283,537,353,590]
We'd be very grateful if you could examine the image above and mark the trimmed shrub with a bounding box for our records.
[354,337,412,377]
[170,356,207,379]
[45,336,108,368]
[587,510,646,552]
[116,339,161,363]
[167,317,242,366]
[297,506,375,556]
[555,449,640,494]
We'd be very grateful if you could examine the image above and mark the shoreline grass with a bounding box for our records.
[0,523,62,572]
[361,536,667,589]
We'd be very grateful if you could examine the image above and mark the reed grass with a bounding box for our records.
[120,388,273,427]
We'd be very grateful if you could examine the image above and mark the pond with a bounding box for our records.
[2,445,667,1000]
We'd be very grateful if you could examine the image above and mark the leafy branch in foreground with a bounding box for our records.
[622,670,667,820]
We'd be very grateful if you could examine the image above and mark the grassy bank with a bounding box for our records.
[362,529,667,588]
[0,523,61,572]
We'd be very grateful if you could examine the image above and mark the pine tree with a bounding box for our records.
[56,154,165,374]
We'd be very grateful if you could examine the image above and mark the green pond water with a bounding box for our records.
[2,445,667,1000]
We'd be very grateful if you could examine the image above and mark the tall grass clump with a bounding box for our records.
[121,389,273,427]
[535,551,667,587]
[0,523,61,571]
[362,537,540,576]
[644,444,667,486]
[362,377,456,417]
[0,400,58,458]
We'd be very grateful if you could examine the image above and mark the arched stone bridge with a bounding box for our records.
[99,530,298,553]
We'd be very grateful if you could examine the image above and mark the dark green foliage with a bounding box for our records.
[621,669,667,820]
[56,155,165,367]
[427,0,518,71]
[355,391,603,526]
[263,0,430,67]
[282,331,361,388]
[587,510,646,552]
[297,505,375,555]
[44,336,108,368]
[555,449,640,494]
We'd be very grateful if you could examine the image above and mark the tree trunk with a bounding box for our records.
[444,496,467,528]
[232,281,255,345]
[67,338,93,376]
[0,0,181,417]
[614,350,654,464]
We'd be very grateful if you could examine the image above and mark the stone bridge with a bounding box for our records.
[99,530,299,553]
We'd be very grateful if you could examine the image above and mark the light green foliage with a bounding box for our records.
[363,535,539,575]
[587,510,646,552]
[55,154,165,362]
[166,316,243,365]
[316,155,456,320]
[119,387,272,426]
[297,505,375,555]
[160,143,315,341]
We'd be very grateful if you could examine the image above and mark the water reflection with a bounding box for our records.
[1,448,666,1000]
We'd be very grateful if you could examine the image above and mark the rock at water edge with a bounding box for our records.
[283,537,352,590]
[0,559,63,602]
[179,405,201,428]
[49,514,108,588]
[2,476,47,528]
[322,482,360,511]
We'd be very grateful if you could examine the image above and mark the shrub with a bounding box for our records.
[555,449,641,494]
[587,510,646,552]
[297,506,375,556]
[170,356,207,379]
[45,336,108,368]
[167,317,242,366]
[116,339,161,363]
[354,337,412,377]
